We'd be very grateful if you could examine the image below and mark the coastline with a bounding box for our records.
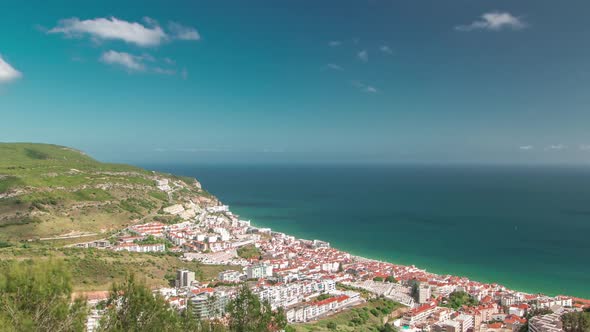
[240,210,584,299]
[142,164,590,300]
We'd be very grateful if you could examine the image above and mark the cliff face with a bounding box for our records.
[0,143,217,243]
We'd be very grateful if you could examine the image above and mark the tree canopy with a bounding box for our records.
[226,284,287,332]
[0,260,88,332]
[442,291,479,310]
[562,312,590,332]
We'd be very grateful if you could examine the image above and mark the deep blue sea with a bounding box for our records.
[142,164,590,298]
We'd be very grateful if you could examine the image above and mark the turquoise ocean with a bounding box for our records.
[143,164,590,298]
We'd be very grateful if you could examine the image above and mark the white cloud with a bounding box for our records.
[181,68,188,79]
[100,51,181,75]
[325,63,343,71]
[168,22,200,41]
[358,50,368,62]
[546,144,566,150]
[456,12,526,32]
[153,67,176,75]
[519,145,533,150]
[49,17,167,47]
[579,145,590,151]
[328,41,341,47]
[0,55,22,83]
[380,45,393,54]
[365,86,378,93]
[100,50,145,71]
[351,80,378,93]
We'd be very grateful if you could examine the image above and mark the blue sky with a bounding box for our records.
[1,0,590,164]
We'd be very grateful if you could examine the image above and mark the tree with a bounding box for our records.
[226,285,287,332]
[562,312,590,332]
[385,276,397,283]
[408,280,420,302]
[327,321,337,330]
[373,277,384,282]
[379,324,398,332]
[0,260,88,332]
[441,291,479,310]
[98,274,185,332]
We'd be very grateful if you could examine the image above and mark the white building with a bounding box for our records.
[455,314,474,332]
[218,270,243,283]
[246,263,273,279]
[419,284,432,304]
[176,269,195,288]
[113,243,165,253]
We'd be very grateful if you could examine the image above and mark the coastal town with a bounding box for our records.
[74,177,590,332]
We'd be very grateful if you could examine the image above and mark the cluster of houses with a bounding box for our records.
[76,177,589,331]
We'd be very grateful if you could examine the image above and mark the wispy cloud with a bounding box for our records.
[168,22,200,41]
[545,144,567,151]
[100,50,180,75]
[579,145,590,151]
[0,55,22,83]
[456,12,527,32]
[100,50,146,71]
[358,50,368,62]
[48,16,200,46]
[153,67,176,75]
[351,80,378,93]
[380,45,393,54]
[365,86,378,93]
[328,41,341,47]
[519,145,534,150]
[324,63,343,71]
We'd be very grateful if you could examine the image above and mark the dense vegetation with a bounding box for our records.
[562,311,590,332]
[441,291,479,310]
[292,298,404,332]
[0,247,240,291]
[0,260,88,332]
[0,143,213,243]
[236,244,262,259]
[0,260,287,332]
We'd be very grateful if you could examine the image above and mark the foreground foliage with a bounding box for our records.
[441,291,479,310]
[0,259,289,332]
[562,311,590,332]
[226,285,287,332]
[0,260,88,332]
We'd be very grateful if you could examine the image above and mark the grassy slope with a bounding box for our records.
[292,298,405,332]
[0,143,234,292]
[0,143,214,243]
[0,247,241,292]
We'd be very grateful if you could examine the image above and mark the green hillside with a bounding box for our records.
[0,143,216,244]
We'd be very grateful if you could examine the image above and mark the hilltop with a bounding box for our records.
[0,143,217,244]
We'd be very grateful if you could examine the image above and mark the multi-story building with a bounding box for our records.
[218,270,243,283]
[455,314,474,332]
[419,284,432,304]
[402,302,437,326]
[255,279,336,309]
[176,269,195,288]
[529,312,564,332]
[113,243,165,253]
[189,289,229,319]
[286,295,353,323]
[246,263,273,279]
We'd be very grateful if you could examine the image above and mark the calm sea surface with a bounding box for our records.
[142,164,590,298]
